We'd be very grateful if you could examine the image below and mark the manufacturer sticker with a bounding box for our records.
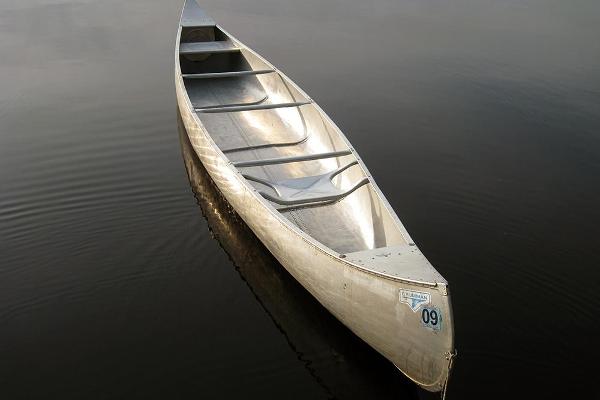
[420,306,442,331]
[399,289,431,312]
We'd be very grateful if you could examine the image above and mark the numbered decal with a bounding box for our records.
[421,307,442,331]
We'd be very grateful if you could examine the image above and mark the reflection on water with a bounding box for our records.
[178,114,420,400]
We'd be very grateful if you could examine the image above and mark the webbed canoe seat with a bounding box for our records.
[236,154,370,206]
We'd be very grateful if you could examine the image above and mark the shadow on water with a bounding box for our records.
[178,113,429,400]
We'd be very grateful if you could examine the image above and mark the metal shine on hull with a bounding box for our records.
[175,1,455,393]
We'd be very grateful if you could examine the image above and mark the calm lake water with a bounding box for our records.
[1,0,599,398]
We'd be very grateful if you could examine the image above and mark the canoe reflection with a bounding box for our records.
[178,113,421,400]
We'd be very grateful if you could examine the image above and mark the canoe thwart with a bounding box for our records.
[196,100,311,114]
[222,132,309,154]
[182,69,275,79]
[194,95,269,111]
[179,40,240,55]
[243,161,369,206]
[233,150,352,168]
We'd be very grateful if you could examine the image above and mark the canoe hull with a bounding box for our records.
[175,11,455,392]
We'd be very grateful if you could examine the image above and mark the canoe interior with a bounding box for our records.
[180,25,408,254]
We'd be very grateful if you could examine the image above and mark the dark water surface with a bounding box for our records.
[1,0,599,398]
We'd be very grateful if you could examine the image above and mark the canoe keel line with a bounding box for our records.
[175,1,456,394]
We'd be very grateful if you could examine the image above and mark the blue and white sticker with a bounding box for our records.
[399,289,431,312]
[420,306,442,331]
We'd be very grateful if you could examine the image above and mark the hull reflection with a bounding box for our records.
[179,114,421,399]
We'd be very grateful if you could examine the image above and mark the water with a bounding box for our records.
[1,0,599,398]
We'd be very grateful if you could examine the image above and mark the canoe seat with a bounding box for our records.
[179,40,240,55]
[243,161,369,206]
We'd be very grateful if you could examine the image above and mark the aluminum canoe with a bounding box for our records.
[175,0,456,393]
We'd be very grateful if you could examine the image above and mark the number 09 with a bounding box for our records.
[421,308,438,325]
